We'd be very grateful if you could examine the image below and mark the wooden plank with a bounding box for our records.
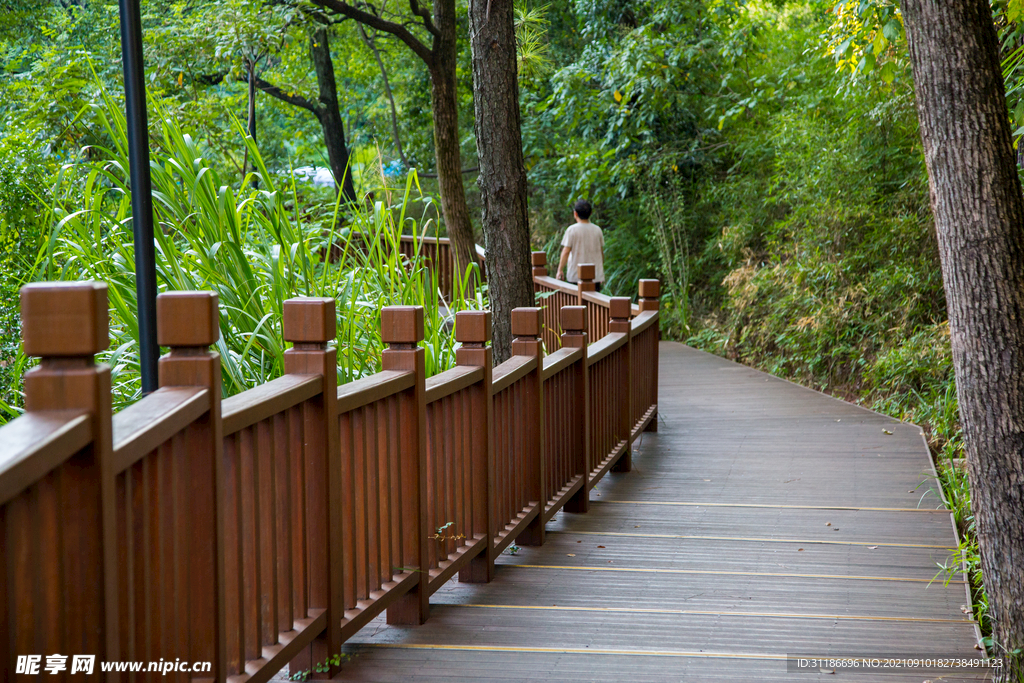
[334,340,980,682]
[540,348,581,380]
[629,310,658,336]
[222,375,321,436]
[584,333,626,367]
[336,371,415,415]
[0,411,91,506]
[226,608,327,683]
[425,366,484,404]
[111,387,209,473]
[490,356,537,394]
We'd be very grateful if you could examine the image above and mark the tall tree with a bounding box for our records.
[467,0,532,361]
[902,0,1024,673]
[312,0,478,277]
[254,22,357,203]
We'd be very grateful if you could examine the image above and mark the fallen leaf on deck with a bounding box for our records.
[798,548,804,551]
[567,554,575,557]
[597,545,605,548]
[825,522,831,526]
[883,429,893,435]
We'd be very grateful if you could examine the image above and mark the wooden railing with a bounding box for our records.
[0,262,658,680]
[397,235,487,301]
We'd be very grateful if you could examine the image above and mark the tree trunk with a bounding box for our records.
[310,26,357,204]
[902,0,1024,672]
[467,0,533,362]
[428,0,478,287]
[246,57,258,189]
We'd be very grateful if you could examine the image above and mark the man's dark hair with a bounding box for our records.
[573,199,593,220]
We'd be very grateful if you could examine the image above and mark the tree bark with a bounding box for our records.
[902,0,1024,672]
[246,57,258,189]
[311,0,478,283]
[467,0,533,362]
[310,26,357,204]
[428,0,477,286]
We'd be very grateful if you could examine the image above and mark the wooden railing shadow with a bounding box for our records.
[0,262,659,681]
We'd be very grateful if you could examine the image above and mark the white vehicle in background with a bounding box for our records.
[292,166,336,188]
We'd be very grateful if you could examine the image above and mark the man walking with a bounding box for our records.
[555,199,605,291]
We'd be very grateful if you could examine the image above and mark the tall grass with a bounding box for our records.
[15,89,483,414]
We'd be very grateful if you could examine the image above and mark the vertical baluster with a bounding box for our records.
[282,297,341,677]
[454,310,494,583]
[609,298,632,472]
[366,401,380,595]
[382,307,430,624]
[376,400,392,588]
[426,401,438,572]
[638,280,660,432]
[511,308,544,545]
[560,306,589,512]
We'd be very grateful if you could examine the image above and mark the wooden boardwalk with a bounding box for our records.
[329,342,985,681]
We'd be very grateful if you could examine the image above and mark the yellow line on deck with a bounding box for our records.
[355,642,790,660]
[597,500,949,513]
[503,563,965,584]
[449,603,976,624]
[551,529,955,549]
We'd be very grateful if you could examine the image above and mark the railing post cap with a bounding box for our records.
[381,306,425,344]
[639,279,660,298]
[560,305,587,332]
[21,281,109,357]
[511,307,543,338]
[531,251,547,266]
[610,297,632,320]
[455,310,491,343]
[157,291,220,347]
[283,297,337,343]
[578,264,596,281]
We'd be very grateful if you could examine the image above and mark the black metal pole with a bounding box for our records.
[118,0,159,394]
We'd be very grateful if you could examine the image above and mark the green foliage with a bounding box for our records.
[2,89,481,417]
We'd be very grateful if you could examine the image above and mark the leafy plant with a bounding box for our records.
[8,86,483,416]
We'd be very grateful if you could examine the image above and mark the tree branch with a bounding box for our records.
[358,25,412,168]
[311,0,434,65]
[419,166,479,178]
[407,0,440,37]
[252,76,319,114]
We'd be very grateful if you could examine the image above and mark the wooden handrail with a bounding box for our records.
[585,331,628,366]
[425,365,485,403]
[222,373,322,435]
[0,410,91,506]
[541,346,582,379]
[336,369,415,413]
[111,386,210,472]
[0,264,659,680]
[630,309,659,336]
[491,354,538,393]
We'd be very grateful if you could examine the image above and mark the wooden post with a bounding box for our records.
[531,251,548,278]
[639,279,660,313]
[511,307,546,545]
[577,263,596,304]
[455,311,495,582]
[156,291,227,679]
[609,297,633,473]
[282,297,342,677]
[559,305,589,513]
[639,279,660,432]
[381,306,430,625]
[20,282,116,663]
